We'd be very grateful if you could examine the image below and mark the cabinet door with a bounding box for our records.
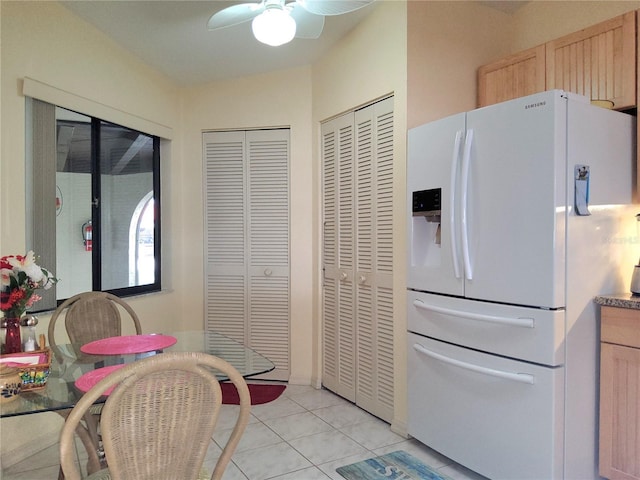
[477,45,546,107]
[246,129,290,380]
[354,97,394,422]
[203,129,290,381]
[322,112,356,401]
[321,98,395,422]
[546,12,636,110]
[600,342,640,480]
[203,130,247,345]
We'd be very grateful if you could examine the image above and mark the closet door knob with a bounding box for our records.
[264,268,272,276]
[358,275,366,284]
[340,272,348,281]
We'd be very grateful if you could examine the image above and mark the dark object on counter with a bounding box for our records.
[631,265,640,295]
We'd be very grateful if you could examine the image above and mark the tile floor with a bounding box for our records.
[1,383,487,480]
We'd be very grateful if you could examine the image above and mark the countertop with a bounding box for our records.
[594,294,640,310]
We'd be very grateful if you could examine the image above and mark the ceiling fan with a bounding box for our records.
[207,0,375,47]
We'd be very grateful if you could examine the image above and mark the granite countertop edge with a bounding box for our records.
[594,294,640,310]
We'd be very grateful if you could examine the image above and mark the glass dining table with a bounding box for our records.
[0,330,274,418]
[0,330,274,478]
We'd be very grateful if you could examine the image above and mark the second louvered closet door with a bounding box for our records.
[322,97,394,422]
[203,129,290,381]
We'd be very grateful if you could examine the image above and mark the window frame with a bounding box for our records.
[27,98,162,309]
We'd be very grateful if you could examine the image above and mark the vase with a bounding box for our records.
[0,364,22,403]
[4,317,22,354]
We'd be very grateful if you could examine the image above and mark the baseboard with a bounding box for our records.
[391,418,408,438]
[286,374,313,386]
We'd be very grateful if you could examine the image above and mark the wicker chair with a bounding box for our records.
[48,291,142,475]
[48,291,142,355]
[59,352,251,480]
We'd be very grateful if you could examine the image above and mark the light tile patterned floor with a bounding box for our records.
[1,384,487,480]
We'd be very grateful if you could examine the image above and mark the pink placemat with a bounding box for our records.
[80,334,177,355]
[75,364,126,395]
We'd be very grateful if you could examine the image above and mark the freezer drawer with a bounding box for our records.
[407,290,565,366]
[407,332,564,480]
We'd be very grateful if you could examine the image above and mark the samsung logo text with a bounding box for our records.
[525,101,546,109]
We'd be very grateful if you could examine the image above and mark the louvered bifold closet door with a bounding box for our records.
[203,129,290,380]
[203,131,247,369]
[246,129,290,380]
[354,97,394,423]
[322,112,357,401]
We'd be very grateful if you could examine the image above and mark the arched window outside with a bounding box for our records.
[129,194,155,286]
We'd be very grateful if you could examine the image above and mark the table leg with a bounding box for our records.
[79,411,102,474]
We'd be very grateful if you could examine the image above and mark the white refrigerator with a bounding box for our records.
[406,90,637,480]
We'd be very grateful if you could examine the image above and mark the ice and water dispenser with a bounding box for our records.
[411,188,442,268]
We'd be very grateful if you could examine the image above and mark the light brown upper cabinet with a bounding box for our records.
[478,45,545,107]
[547,11,636,110]
[478,12,636,110]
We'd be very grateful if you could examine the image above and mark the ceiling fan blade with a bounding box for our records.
[289,4,325,39]
[295,0,374,16]
[207,2,265,31]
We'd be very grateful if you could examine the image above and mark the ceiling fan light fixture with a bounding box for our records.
[252,7,296,46]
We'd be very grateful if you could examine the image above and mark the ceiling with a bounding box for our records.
[60,0,380,86]
[60,1,527,87]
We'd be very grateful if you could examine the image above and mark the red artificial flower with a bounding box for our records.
[1,251,57,318]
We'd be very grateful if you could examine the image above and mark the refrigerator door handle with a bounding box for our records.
[461,129,473,280]
[412,343,535,385]
[449,130,463,279]
[412,300,535,328]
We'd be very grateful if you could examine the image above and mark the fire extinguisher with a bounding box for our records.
[82,220,92,252]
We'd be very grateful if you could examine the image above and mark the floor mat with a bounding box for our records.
[336,450,452,480]
[221,382,286,405]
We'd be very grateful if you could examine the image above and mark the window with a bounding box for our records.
[27,99,161,309]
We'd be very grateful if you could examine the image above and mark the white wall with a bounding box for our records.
[1,1,182,337]
[407,1,514,128]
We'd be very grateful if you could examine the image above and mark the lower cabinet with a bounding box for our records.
[599,305,640,480]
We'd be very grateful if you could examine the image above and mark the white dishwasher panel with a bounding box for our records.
[407,290,565,366]
[407,332,565,480]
